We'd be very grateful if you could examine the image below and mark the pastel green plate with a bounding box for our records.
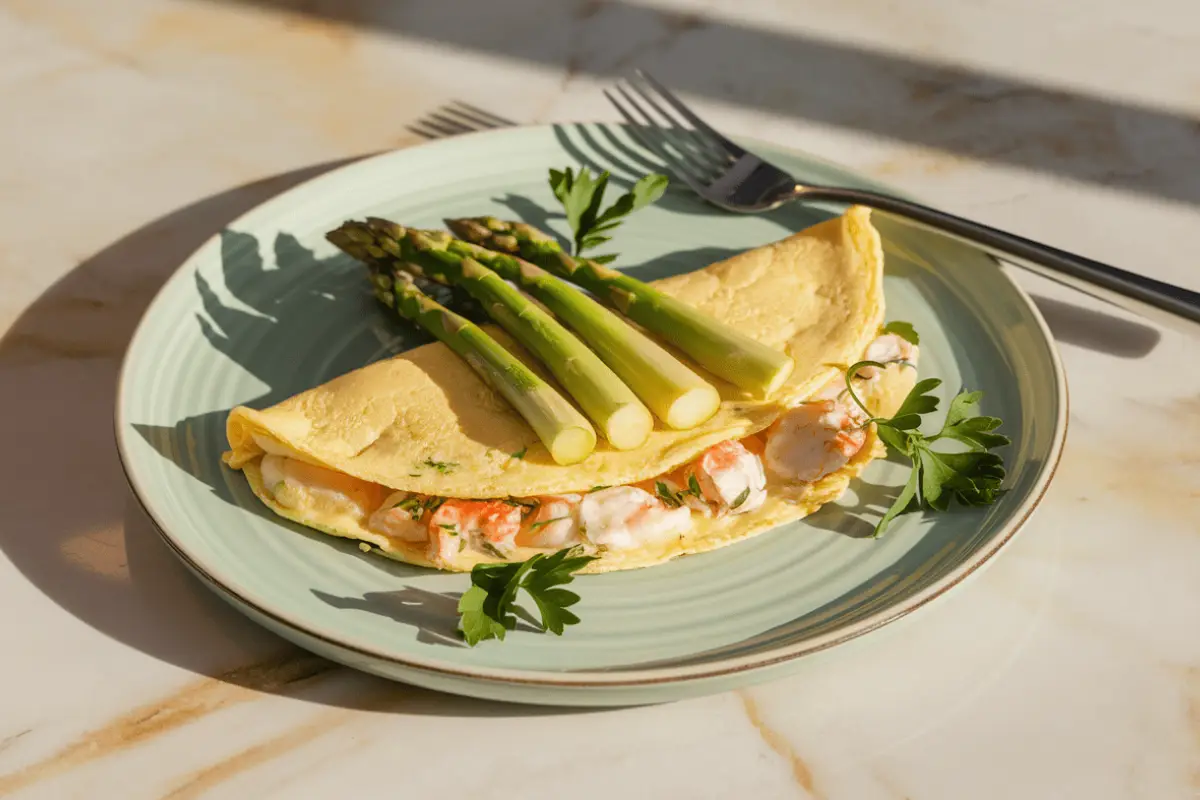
[115,124,1066,706]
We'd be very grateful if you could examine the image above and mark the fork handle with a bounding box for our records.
[801,186,1200,334]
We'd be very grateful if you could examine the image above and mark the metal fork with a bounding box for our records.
[605,70,1200,334]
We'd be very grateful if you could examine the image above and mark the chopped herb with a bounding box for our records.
[423,496,446,514]
[589,485,610,492]
[502,497,538,510]
[655,481,682,507]
[458,538,467,553]
[510,446,528,460]
[530,516,570,530]
[422,458,459,474]
[730,487,751,509]
[457,546,599,646]
[438,523,459,534]
[479,541,508,559]
[686,474,703,499]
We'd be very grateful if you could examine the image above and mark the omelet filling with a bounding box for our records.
[255,333,915,570]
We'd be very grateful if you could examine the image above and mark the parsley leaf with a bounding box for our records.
[510,446,527,460]
[881,320,920,345]
[548,166,668,262]
[844,360,1011,537]
[457,547,598,646]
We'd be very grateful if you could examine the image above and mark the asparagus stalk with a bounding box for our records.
[446,217,796,398]
[368,225,721,431]
[329,220,653,451]
[353,267,595,465]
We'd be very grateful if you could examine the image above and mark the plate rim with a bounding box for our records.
[113,123,1069,689]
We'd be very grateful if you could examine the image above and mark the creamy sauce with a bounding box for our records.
[689,439,767,516]
[579,486,694,550]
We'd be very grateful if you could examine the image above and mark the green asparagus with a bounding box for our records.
[329,219,653,450]
[343,263,596,465]
[445,217,796,398]
[404,229,720,430]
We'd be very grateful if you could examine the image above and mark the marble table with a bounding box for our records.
[2,0,1198,797]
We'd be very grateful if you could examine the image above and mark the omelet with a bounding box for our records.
[223,207,909,573]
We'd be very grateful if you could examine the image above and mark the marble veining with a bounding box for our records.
[2,0,1199,797]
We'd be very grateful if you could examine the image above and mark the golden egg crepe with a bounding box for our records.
[223,207,902,573]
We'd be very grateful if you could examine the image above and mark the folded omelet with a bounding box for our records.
[223,207,909,573]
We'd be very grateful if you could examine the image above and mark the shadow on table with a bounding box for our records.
[0,150,609,723]
[1029,294,1161,358]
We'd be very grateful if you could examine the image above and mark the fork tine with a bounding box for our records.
[611,84,723,185]
[633,69,745,157]
[624,76,731,170]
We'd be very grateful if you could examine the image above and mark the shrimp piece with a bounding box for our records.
[428,499,524,560]
[522,494,583,549]
[682,439,767,516]
[579,486,693,550]
[366,492,429,543]
[260,455,384,518]
[764,400,868,484]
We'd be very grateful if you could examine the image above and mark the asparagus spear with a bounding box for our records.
[446,217,796,398]
[344,222,720,431]
[329,220,653,451]
[355,267,596,465]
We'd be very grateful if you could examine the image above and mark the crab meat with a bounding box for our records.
[259,455,384,518]
[764,400,869,484]
[428,499,524,559]
[523,494,583,549]
[366,492,429,543]
[682,439,768,516]
[579,486,693,550]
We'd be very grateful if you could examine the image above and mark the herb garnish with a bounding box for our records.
[549,167,669,263]
[479,541,507,559]
[510,446,527,460]
[529,516,570,530]
[730,487,751,509]
[438,523,458,534]
[655,480,682,508]
[845,360,1009,537]
[589,485,610,492]
[458,547,598,646]
[881,320,920,345]
[422,458,458,474]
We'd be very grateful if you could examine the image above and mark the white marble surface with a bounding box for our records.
[2,0,1199,797]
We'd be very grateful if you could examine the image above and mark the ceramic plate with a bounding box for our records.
[115,123,1066,706]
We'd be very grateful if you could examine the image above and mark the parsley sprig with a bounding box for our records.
[457,547,598,646]
[549,167,669,263]
[845,359,1010,537]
